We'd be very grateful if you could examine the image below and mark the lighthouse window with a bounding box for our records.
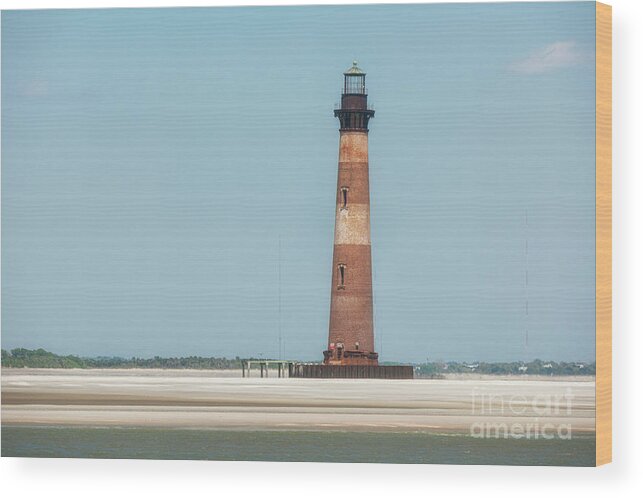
[337,263,346,289]
[340,187,349,209]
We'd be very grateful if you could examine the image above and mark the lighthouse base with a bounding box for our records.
[289,364,414,379]
[322,349,378,366]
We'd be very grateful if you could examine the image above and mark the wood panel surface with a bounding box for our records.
[595,1,612,467]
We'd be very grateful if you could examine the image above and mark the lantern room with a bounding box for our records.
[343,61,366,94]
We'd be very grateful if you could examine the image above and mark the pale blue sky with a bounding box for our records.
[2,3,596,362]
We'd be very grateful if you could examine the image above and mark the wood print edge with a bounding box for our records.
[595,0,612,467]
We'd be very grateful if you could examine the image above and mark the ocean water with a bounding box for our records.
[1,426,595,466]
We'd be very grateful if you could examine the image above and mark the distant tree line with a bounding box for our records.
[1,348,244,370]
[414,359,595,378]
[1,348,595,376]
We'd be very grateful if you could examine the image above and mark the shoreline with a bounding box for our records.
[1,423,597,437]
[2,368,596,434]
[1,367,596,383]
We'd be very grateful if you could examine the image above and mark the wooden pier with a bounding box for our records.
[241,360,293,378]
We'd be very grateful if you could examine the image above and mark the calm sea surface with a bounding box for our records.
[2,426,595,466]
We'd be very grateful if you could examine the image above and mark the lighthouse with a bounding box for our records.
[290,63,412,378]
[323,62,378,366]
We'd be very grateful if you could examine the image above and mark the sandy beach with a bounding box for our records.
[1,368,595,434]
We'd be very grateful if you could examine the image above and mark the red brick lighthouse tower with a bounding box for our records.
[323,62,378,366]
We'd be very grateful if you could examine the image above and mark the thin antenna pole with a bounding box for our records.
[525,209,529,351]
[278,234,282,360]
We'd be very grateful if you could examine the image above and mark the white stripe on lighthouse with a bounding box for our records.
[334,204,371,246]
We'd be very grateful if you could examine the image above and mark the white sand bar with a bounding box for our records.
[1,369,595,433]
